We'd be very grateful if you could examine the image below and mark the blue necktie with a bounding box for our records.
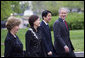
[46,25,51,35]
[46,25,50,30]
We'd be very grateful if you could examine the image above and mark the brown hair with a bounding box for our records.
[28,15,39,27]
[6,17,21,31]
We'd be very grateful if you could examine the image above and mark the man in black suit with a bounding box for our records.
[53,8,76,57]
[40,10,57,57]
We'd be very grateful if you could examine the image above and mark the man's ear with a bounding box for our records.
[43,16,45,20]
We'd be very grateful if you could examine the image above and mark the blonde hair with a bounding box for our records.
[6,16,21,31]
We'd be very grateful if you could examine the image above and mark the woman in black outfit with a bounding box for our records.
[25,15,45,57]
[4,17,24,57]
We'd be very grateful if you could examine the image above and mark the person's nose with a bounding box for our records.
[50,16,52,19]
[18,26,20,30]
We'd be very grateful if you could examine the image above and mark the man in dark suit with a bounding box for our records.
[40,10,57,57]
[53,8,76,57]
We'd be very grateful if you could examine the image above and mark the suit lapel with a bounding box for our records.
[41,21,50,37]
[59,18,68,32]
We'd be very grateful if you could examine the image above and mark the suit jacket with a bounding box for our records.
[40,21,56,56]
[25,27,45,57]
[53,18,74,54]
[4,31,23,57]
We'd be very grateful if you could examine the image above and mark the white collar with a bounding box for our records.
[59,17,65,22]
[63,20,65,22]
[13,35,16,38]
[43,20,48,25]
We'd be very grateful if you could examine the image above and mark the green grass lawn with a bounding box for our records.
[1,28,84,56]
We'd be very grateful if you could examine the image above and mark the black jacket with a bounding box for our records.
[53,18,74,54]
[25,27,45,57]
[40,21,57,57]
[4,31,24,57]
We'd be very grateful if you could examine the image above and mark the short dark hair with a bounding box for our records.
[42,10,52,20]
[28,15,39,27]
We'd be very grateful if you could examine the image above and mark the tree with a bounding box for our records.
[32,1,44,16]
[1,1,13,21]
[32,1,84,16]
[11,1,22,13]
[20,1,29,13]
[1,1,23,21]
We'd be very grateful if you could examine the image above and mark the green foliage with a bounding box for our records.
[20,2,29,13]
[48,8,58,16]
[1,1,13,21]
[1,1,22,21]
[66,13,84,30]
[32,1,84,16]
[11,1,22,13]
[57,1,84,9]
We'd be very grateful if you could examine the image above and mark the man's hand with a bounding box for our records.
[48,51,52,55]
[64,45,69,53]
